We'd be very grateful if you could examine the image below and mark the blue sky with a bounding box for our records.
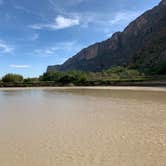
[0,0,160,77]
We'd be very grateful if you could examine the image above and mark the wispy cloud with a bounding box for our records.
[102,10,142,37]
[30,15,80,30]
[13,5,45,20]
[30,33,39,41]
[78,10,142,37]
[110,11,142,25]
[49,10,141,31]
[34,41,80,57]
[9,64,30,69]
[0,40,14,54]
[34,47,58,57]
[48,0,86,9]
[14,5,31,14]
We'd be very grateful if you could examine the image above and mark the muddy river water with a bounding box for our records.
[0,87,166,166]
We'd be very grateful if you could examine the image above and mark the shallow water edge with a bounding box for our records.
[0,86,166,92]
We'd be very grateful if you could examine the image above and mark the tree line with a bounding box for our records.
[1,66,164,87]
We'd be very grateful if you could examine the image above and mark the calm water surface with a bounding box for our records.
[0,88,166,166]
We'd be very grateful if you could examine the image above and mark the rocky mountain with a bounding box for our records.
[47,0,166,74]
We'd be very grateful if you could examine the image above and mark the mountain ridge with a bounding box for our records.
[47,0,166,74]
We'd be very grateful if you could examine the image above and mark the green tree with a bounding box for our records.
[2,74,23,83]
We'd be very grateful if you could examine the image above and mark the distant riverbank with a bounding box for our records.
[1,67,166,88]
[0,86,166,92]
[0,79,166,88]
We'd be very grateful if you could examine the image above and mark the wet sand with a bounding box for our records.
[0,87,166,166]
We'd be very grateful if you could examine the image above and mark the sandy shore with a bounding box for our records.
[0,86,166,92]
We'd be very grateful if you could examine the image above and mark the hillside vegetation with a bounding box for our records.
[1,67,166,87]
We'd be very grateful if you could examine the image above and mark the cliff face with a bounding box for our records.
[47,0,166,73]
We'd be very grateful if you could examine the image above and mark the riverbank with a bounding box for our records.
[0,86,166,92]
[1,79,166,87]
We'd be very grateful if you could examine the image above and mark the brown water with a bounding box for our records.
[0,87,166,166]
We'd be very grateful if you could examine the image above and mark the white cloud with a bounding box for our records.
[9,64,30,69]
[30,15,80,30]
[0,40,14,54]
[53,15,80,29]
[50,10,141,32]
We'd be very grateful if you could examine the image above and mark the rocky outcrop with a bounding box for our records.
[47,0,166,74]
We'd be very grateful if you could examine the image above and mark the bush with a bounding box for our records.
[39,71,88,85]
[104,66,141,79]
[2,74,23,83]
[149,61,166,75]
[39,72,64,82]
[24,78,39,83]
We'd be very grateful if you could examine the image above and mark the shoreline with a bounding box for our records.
[0,86,166,92]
